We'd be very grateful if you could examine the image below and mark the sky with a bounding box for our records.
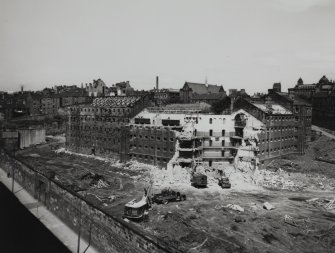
[0,0,335,94]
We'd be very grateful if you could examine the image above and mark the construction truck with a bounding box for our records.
[191,173,207,188]
[218,177,231,189]
[152,188,186,204]
[123,183,152,221]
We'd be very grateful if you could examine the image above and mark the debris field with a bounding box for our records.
[15,135,335,253]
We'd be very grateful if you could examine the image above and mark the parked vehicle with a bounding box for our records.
[219,177,231,189]
[123,183,152,221]
[123,197,149,221]
[153,189,186,204]
[191,173,207,188]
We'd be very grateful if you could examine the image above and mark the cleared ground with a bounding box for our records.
[15,135,335,253]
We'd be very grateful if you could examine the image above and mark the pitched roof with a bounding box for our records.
[252,103,292,115]
[184,82,208,94]
[207,84,223,93]
[191,93,226,100]
[92,96,142,108]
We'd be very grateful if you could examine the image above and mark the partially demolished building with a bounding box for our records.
[67,95,312,167]
[120,106,264,168]
[234,97,309,160]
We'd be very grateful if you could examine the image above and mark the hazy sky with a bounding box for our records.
[1,0,335,93]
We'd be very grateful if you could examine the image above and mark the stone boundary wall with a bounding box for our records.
[0,152,179,253]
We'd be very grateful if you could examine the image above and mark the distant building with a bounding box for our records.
[0,92,31,119]
[146,103,211,114]
[272,83,281,92]
[288,75,335,130]
[312,76,335,130]
[85,78,107,97]
[152,88,181,106]
[180,82,226,104]
[114,81,134,96]
[288,77,316,100]
[85,79,135,97]
[41,97,61,115]
[27,94,43,115]
[54,85,87,95]
[60,95,93,108]
[229,89,248,98]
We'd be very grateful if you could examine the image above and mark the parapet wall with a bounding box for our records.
[0,152,177,253]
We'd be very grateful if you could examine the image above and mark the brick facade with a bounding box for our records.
[66,96,150,158]
[234,98,308,160]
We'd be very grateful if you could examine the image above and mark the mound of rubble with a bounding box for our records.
[306,197,335,212]
[150,165,192,188]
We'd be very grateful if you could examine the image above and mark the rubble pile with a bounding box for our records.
[266,159,301,172]
[92,179,110,189]
[150,165,192,187]
[177,122,194,140]
[253,168,306,190]
[306,198,335,211]
[79,172,110,189]
[123,160,156,172]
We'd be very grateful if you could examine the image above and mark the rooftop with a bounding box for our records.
[252,103,292,115]
[92,96,143,108]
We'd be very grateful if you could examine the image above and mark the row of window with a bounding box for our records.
[130,145,174,152]
[259,136,296,143]
[70,107,131,113]
[209,118,226,124]
[69,126,121,132]
[260,145,297,154]
[268,126,296,131]
[68,135,120,142]
[71,117,129,123]
[266,116,294,121]
[130,135,174,142]
[130,125,174,130]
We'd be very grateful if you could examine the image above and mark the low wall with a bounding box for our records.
[0,152,179,253]
[66,144,121,160]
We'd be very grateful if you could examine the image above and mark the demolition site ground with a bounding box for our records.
[15,135,335,253]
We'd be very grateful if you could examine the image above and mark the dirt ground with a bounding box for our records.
[16,135,335,253]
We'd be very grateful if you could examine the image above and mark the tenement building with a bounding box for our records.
[267,89,312,153]
[67,97,312,168]
[234,97,306,160]
[66,95,150,158]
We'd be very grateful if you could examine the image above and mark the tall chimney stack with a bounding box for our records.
[156,76,159,90]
